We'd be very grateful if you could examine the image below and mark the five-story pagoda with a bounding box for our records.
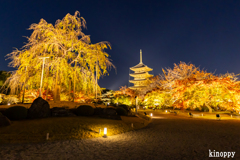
[129,50,153,91]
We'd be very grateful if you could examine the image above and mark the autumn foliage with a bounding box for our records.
[5,11,114,102]
[143,62,240,112]
[113,86,136,106]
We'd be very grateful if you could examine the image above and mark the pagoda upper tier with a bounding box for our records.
[130,63,153,72]
[129,49,153,90]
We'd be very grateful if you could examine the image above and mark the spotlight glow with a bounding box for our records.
[103,128,107,138]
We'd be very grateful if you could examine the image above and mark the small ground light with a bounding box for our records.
[165,110,167,113]
[7,103,10,106]
[46,133,49,140]
[150,113,153,117]
[103,128,107,138]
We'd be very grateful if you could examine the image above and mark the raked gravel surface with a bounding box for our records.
[1,113,240,160]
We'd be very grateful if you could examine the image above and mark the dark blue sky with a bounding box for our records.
[1,0,240,90]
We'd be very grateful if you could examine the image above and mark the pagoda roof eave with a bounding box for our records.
[129,86,147,90]
[130,63,153,71]
[129,79,148,82]
[130,73,153,77]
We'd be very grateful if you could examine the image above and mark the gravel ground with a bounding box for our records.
[1,113,240,160]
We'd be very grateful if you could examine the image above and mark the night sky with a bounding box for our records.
[1,0,240,90]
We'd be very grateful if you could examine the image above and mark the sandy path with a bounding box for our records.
[1,114,240,160]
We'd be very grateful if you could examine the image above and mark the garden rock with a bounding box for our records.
[51,107,76,117]
[0,116,11,127]
[103,108,117,116]
[28,97,51,119]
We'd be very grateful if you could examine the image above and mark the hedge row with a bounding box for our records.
[2,104,130,120]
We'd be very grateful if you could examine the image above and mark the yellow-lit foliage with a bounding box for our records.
[5,11,114,100]
[144,90,164,108]
[161,62,240,112]
[142,62,240,112]
[114,86,136,106]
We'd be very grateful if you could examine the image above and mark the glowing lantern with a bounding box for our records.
[7,103,10,106]
[46,133,49,140]
[103,128,107,138]
[150,113,153,117]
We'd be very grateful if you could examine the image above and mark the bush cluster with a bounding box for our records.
[76,105,94,116]
[117,104,129,112]
[195,107,200,111]
[4,106,28,120]
[2,95,19,105]
[116,107,127,116]
[201,106,209,112]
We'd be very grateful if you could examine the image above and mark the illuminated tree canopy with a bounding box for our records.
[141,62,240,112]
[113,86,136,106]
[5,11,114,102]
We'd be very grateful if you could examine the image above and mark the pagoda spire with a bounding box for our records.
[140,49,142,64]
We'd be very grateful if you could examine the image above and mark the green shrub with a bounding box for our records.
[116,107,127,116]
[4,106,27,120]
[201,106,209,112]
[195,107,200,111]
[76,105,94,116]
[2,95,19,105]
[118,104,129,112]
[161,104,167,109]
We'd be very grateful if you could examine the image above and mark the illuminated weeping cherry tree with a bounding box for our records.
[5,11,114,102]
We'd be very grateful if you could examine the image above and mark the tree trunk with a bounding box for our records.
[73,71,75,102]
[56,85,61,101]
[205,103,212,113]
[46,87,49,101]
[45,68,49,101]
[22,83,26,103]
[22,67,27,103]
[54,66,60,103]
[69,79,71,101]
